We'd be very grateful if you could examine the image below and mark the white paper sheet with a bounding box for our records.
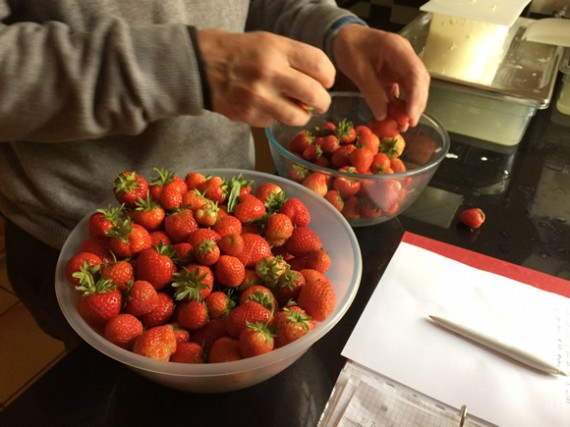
[342,242,570,427]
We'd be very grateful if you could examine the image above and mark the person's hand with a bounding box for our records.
[332,24,430,127]
[198,29,336,128]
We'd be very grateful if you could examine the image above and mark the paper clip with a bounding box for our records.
[458,405,468,427]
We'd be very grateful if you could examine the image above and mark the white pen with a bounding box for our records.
[428,315,568,376]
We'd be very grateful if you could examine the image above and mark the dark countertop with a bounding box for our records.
[2,80,570,427]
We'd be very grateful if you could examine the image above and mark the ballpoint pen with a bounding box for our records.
[428,315,568,376]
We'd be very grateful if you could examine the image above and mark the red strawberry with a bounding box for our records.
[343,195,360,220]
[164,208,198,243]
[388,98,411,132]
[380,134,406,159]
[274,306,314,347]
[104,313,143,350]
[240,268,264,289]
[349,146,374,173]
[205,291,235,319]
[297,269,335,321]
[233,193,266,224]
[237,233,273,267]
[254,182,284,206]
[224,300,272,338]
[172,264,214,302]
[130,195,165,231]
[357,132,380,154]
[197,175,227,204]
[187,228,221,247]
[390,157,407,173]
[213,215,242,237]
[287,164,310,183]
[208,336,242,363]
[138,292,175,328]
[182,188,209,211]
[285,226,323,257]
[332,167,361,198]
[324,189,345,212]
[302,172,328,197]
[194,201,219,228]
[369,117,400,138]
[88,205,123,240]
[302,143,323,162]
[289,130,313,153]
[280,197,311,227]
[170,341,204,363]
[79,238,112,262]
[359,197,383,219]
[133,325,177,361]
[215,255,246,288]
[124,279,159,316]
[171,324,191,345]
[315,134,340,156]
[264,213,294,247]
[371,152,392,174]
[65,251,102,287]
[335,119,356,145]
[113,171,148,209]
[255,255,289,287]
[172,242,194,266]
[306,248,332,273]
[218,233,244,257]
[194,239,221,266]
[239,322,275,358]
[274,268,305,306]
[330,144,356,169]
[100,259,134,292]
[76,279,123,329]
[134,244,176,290]
[191,318,227,350]
[176,300,209,330]
[107,219,152,259]
[149,230,171,247]
[239,284,278,314]
[459,208,486,230]
[184,171,207,190]
[160,174,188,211]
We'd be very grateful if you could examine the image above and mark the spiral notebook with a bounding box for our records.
[319,232,570,427]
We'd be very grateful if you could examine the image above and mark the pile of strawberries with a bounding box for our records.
[64,169,336,363]
[283,99,416,221]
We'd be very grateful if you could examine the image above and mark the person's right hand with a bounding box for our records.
[198,29,336,128]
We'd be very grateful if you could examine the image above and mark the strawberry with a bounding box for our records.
[459,208,486,230]
[164,207,198,243]
[332,167,361,198]
[388,98,411,132]
[218,233,244,257]
[239,284,278,314]
[233,193,266,224]
[172,264,214,302]
[390,157,407,173]
[224,300,272,338]
[130,194,165,231]
[280,197,311,227]
[172,242,194,266]
[240,268,264,289]
[160,174,188,211]
[330,144,356,169]
[208,336,242,363]
[170,341,204,363]
[255,182,284,206]
[359,197,383,219]
[113,171,148,209]
[302,172,328,197]
[289,130,313,153]
[264,213,294,247]
[88,205,123,240]
[184,171,207,190]
[181,188,209,211]
[368,117,400,138]
[104,313,144,350]
[194,239,221,266]
[237,233,273,267]
[342,195,360,220]
[381,134,406,159]
[193,200,219,228]
[285,226,322,257]
[138,292,175,328]
[274,268,305,306]
[255,255,289,286]
[107,218,152,259]
[306,248,332,273]
[357,132,380,154]
[355,124,373,138]
[302,143,323,163]
[349,146,374,173]
[149,230,172,247]
[191,318,227,350]
[297,269,335,321]
[319,121,337,134]
[239,321,275,358]
[287,164,310,183]
[124,279,159,316]
[187,228,221,247]
[133,325,177,361]
[197,175,227,204]
[315,134,340,156]
[335,119,356,145]
[372,179,401,211]
[100,259,134,292]
[76,278,123,329]
[171,324,190,345]
[79,238,113,262]
[134,243,176,290]
[65,251,102,287]
[214,255,246,288]
[213,214,242,237]
[274,306,314,347]
[371,152,392,174]
[324,189,345,212]
[176,300,209,330]
[205,291,235,319]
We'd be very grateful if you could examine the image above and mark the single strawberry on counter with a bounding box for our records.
[459,207,486,230]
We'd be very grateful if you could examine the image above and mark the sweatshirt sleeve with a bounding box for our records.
[245,0,359,57]
[0,16,204,142]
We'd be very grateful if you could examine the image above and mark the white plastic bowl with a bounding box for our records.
[55,169,362,393]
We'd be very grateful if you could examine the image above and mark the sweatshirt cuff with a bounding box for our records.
[325,16,369,65]
[187,26,212,111]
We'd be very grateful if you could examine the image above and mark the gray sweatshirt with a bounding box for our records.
[0,0,355,249]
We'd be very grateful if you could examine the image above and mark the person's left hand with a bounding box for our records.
[332,24,430,127]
